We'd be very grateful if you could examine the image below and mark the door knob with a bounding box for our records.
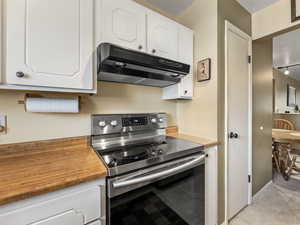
[16,71,25,78]
[229,132,239,139]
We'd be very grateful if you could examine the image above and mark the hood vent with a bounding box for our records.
[97,43,190,88]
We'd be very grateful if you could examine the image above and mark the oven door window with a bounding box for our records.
[108,166,205,225]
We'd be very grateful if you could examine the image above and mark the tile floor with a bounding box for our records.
[230,183,300,225]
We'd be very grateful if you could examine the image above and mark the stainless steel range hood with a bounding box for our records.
[97,43,190,88]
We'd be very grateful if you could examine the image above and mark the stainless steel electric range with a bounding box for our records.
[91,113,206,225]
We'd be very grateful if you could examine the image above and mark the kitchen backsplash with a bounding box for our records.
[0,82,177,145]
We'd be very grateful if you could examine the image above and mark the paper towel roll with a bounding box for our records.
[25,97,79,113]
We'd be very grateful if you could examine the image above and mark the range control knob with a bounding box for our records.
[151,151,156,156]
[158,118,164,123]
[98,121,106,127]
[151,118,157,123]
[110,120,118,127]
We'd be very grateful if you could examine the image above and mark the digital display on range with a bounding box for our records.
[122,117,148,127]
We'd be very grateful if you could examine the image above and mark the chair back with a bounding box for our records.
[274,119,295,130]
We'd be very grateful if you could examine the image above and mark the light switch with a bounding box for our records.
[0,115,7,134]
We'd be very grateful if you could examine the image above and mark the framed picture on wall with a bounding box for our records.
[287,84,297,107]
[197,58,211,82]
[291,0,300,22]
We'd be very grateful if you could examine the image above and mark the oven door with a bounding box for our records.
[107,153,205,225]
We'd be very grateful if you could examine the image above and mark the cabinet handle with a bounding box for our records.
[16,71,25,78]
[152,49,156,54]
[138,45,143,50]
[184,90,188,95]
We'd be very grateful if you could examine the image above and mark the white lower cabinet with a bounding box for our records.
[205,146,218,225]
[0,179,105,225]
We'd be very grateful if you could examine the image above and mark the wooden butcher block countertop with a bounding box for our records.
[0,137,107,206]
[166,127,219,148]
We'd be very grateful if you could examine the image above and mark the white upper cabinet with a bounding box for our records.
[178,25,194,98]
[5,0,94,90]
[101,0,147,52]
[163,25,194,100]
[147,11,179,61]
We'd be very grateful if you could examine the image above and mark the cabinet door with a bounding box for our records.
[147,11,178,61]
[6,0,94,90]
[162,25,193,100]
[31,210,84,225]
[178,25,193,98]
[102,0,146,52]
[205,147,218,225]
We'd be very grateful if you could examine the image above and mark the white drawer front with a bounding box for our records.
[0,186,102,225]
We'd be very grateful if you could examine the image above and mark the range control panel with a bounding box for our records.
[122,116,148,127]
[91,113,167,136]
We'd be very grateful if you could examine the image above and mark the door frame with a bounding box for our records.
[224,21,252,224]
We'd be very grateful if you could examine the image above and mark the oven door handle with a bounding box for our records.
[112,154,206,189]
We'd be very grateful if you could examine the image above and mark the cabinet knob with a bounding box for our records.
[138,45,143,50]
[152,49,156,54]
[184,90,188,95]
[16,71,25,78]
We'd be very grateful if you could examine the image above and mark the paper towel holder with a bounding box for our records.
[18,94,40,105]
[18,94,82,113]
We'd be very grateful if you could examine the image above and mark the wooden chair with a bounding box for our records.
[273,142,300,180]
[273,119,295,130]
[273,119,300,179]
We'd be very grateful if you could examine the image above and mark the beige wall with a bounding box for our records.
[0,82,177,144]
[252,39,273,194]
[252,0,300,40]
[274,69,300,113]
[176,0,218,141]
[217,0,251,223]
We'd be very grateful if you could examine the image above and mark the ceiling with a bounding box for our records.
[145,0,279,15]
[273,29,300,82]
[145,0,194,15]
[237,0,279,13]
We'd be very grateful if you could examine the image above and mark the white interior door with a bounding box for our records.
[6,0,94,90]
[101,0,146,52]
[225,21,252,220]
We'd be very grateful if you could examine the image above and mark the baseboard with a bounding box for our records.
[253,180,273,200]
